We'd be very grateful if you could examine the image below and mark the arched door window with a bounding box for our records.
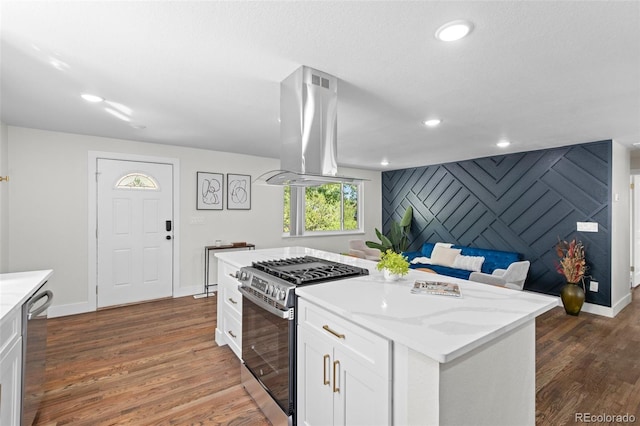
[115,173,159,190]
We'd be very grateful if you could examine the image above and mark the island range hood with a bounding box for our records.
[259,66,365,187]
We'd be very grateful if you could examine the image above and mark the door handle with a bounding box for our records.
[166,235,172,240]
[165,220,172,231]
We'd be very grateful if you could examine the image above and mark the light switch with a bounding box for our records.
[577,222,598,232]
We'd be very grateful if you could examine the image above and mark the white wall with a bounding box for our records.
[610,141,631,315]
[0,122,8,272]
[7,126,382,316]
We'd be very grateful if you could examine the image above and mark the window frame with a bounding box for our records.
[284,182,364,237]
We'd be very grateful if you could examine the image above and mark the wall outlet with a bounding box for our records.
[589,280,599,292]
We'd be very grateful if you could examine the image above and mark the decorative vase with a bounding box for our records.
[383,269,401,281]
[560,282,585,316]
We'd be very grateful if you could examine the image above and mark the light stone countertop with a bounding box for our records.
[215,247,557,363]
[0,270,54,322]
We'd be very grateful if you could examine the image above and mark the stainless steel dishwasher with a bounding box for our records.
[22,282,53,426]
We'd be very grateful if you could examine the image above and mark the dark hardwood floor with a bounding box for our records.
[536,286,640,424]
[36,295,268,426]
[37,289,640,425]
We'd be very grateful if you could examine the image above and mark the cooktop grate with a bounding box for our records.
[251,256,369,285]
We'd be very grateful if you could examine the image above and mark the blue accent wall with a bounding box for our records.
[382,140,612,307]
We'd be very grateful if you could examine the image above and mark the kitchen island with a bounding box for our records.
[215,247,557,425]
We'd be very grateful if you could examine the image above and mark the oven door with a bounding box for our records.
[240,287,295,416]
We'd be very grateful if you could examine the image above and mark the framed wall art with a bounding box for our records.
[227,173,251,210]
[197,172,223,210]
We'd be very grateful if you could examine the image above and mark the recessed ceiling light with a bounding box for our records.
[381,159,389,166]
[81,93,104,103]
[497,140,511,148]
[423,119,442,127]
[105,107,131,122]
[435,20,474,42]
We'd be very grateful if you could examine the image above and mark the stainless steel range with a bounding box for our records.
[237,256,369,425]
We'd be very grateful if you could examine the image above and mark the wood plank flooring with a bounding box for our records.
[536,287,640,424]
[36,295,268,426]
[36,289,640,425]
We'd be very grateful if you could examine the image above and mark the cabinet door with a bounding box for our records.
[215,260,243,358]
[333,346,391,426]
[297,325,334,426]
[0,337,22,426]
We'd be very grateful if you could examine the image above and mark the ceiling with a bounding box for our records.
[2,1,639,171]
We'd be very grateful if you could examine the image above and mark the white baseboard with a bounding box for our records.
[579,302,615,318]
[48,284,215,318]
[173,284,205,298]
[611,292,633,317]
[550,295,632,318]
[47,301,93,318]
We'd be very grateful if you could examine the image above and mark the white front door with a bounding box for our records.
[97,159,173,307]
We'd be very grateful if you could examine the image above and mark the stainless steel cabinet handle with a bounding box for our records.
[27,290,53,320]
[323,354,330,386]
[333,360,340,393]
[228,330,237,339]
[228,297,237,305]
[323,324,345,339]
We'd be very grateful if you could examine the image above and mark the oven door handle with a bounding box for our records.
[238,286,294,320]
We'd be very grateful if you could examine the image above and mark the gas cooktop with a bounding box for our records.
[251,256,369,286]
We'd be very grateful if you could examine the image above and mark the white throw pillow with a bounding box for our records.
[453,255,485,272]
[430,246,462,267]
[434,242,453,249]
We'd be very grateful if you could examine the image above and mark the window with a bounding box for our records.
[284,182,361,235]
[115,173,158,190]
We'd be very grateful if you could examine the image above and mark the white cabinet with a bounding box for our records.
[297,298,391,426]
[214,259,243,358]
[0,306,22,426]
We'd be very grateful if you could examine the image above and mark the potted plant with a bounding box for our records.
[366,206,413,254]
[377,249,410,281]
[555,238,587,316]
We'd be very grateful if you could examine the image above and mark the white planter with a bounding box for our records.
[383,269,401,281]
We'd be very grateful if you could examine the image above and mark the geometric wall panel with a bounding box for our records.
[382,140,612,306]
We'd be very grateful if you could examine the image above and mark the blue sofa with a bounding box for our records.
[404,242,522,280]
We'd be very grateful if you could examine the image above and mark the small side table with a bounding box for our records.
[203,243,255,296]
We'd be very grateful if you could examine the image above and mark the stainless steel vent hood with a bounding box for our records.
[258,66,365,187]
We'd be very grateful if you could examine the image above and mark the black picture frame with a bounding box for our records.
[227,173,251,210]
[197,172,223,210]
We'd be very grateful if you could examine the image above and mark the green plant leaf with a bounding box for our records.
[365,241,385,251]
[399,206,413,227]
